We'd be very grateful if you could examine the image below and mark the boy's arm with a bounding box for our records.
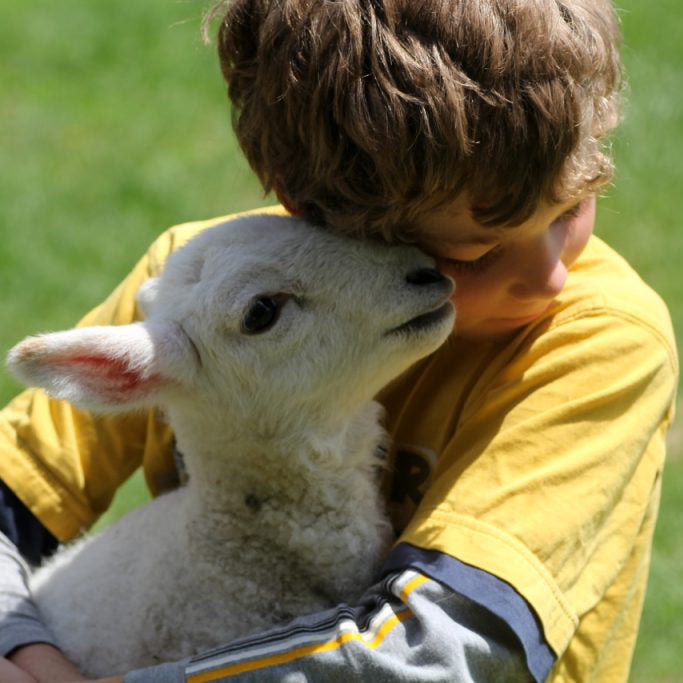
[0,656,39,683]
[0,531,59,659]
[0,529,91,682]
[123,564,535,683]
[7,644,86,682]
[0,525,537,682]
[0,480,59,567]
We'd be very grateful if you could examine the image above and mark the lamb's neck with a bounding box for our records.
[172,401,392,598]
[172,400,387,516]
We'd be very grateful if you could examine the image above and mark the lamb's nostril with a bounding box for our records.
[406,268,445,286]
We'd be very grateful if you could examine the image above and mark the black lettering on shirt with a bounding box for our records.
[390,448,431,506]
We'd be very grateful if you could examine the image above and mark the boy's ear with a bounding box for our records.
[273,183,303,217]
[6,322,194,412]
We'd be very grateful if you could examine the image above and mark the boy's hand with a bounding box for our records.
[6,644,124,683]
[0,655,39,682]
[8,643,86,682]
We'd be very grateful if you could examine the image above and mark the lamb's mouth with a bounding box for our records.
[388,302,453,335]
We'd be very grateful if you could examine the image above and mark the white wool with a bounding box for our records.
[7,214,454,677]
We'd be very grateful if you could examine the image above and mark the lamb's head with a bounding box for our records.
[7,215,454,436]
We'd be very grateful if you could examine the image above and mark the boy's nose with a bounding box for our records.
[510,259,568,300]
[509,224,569,300]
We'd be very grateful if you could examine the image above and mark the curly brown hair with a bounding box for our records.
[206,0,622,239]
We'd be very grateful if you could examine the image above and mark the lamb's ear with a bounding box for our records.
[6,322,196,412]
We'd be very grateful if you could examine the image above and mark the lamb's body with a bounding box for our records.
[9,214,454,677]
[31,404,389,672]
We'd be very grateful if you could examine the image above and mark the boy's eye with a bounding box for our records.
[446,245,503,275]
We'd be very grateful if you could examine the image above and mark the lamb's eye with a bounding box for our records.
[241,296,281,334]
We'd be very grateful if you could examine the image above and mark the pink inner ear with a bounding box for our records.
[65,353,165,401]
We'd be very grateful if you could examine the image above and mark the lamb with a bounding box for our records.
[7,213,455,677]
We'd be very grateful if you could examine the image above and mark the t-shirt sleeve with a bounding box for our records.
[123,567,532,683]
[399,308,678,669]
[0,531,59,656]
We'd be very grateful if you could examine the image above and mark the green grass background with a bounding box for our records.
[0,1,680,679]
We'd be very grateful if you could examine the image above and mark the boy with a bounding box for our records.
[0,0,677,681]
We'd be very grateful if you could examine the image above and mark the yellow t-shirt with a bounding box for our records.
[0,209,677,681]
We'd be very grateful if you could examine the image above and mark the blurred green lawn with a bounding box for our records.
[0,1,681,679]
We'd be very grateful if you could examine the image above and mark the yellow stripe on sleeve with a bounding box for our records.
[187,573,429,683]
[400,573,428,602]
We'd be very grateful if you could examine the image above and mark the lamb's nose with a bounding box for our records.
[406,268,446,285]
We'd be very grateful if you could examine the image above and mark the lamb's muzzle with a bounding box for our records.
[389,301,454,335]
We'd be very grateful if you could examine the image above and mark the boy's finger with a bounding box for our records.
[0,656,39,683]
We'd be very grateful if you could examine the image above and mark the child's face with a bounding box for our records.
[415,193,596,340]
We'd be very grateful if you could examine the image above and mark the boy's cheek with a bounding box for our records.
[452,282,494,325]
